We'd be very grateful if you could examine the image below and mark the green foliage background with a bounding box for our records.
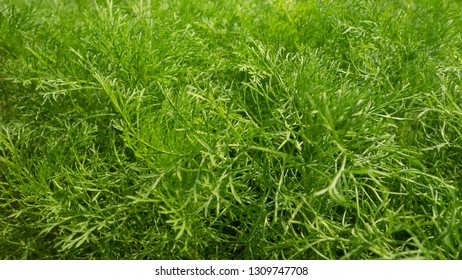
[1,0,462,259]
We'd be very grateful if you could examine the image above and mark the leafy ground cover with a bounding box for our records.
[1,0,462,259]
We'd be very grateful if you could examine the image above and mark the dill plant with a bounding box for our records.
[1,0,461,259]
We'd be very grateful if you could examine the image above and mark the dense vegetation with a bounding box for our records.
[1,0,461,259]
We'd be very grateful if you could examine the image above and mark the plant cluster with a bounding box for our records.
[1,0,461,259]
